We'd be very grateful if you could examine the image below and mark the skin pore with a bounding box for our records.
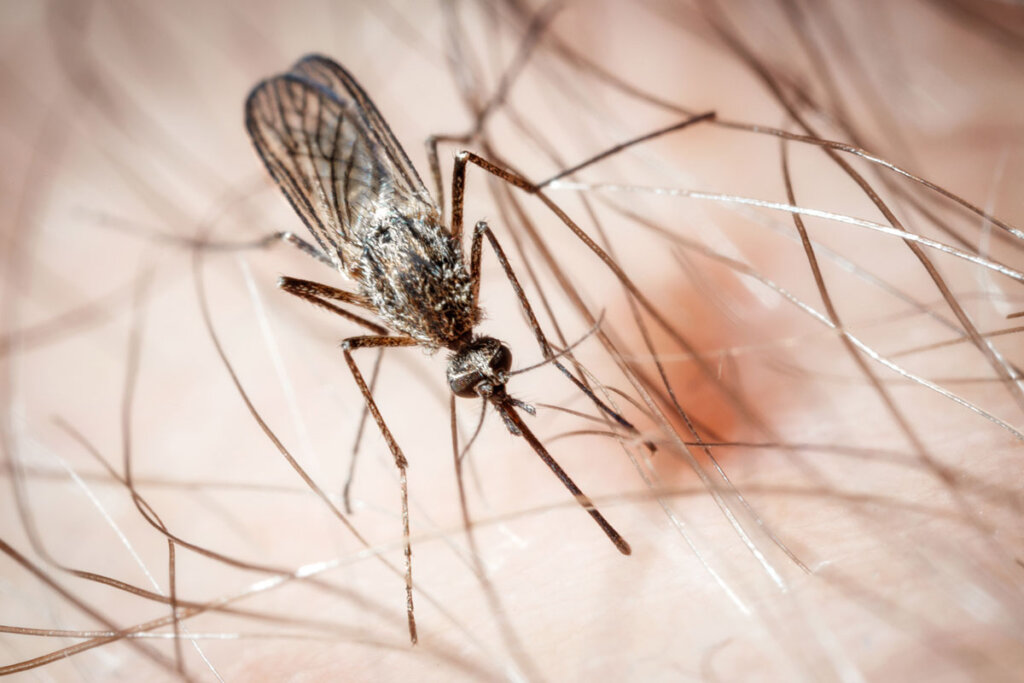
[1,1,1021,680]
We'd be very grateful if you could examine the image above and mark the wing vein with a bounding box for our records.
[245,55,439,280]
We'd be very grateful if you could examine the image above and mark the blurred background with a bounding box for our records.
[1,1,1022,680]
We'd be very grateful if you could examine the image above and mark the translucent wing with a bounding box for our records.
[245,54,436,272]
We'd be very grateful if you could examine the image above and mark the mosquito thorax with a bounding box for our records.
[447,336,513,398]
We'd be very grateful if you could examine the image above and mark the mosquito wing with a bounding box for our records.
[245,54,437,273]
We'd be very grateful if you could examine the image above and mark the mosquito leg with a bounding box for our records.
[342,348,384,514]
[341,334,421,643]
[457,162,619,420]
[453,111,715,214]
[467,217,485,309]
[452,151,666,441]
[267,231,336,268]
[277,276,388,335]
[452,106,712,269]
[426,133,471,226]
[202,230,337,268]
[450,151,535,251]
[473,221,643,438]
[471,221,548,353]
[278,277,390,515]
[277,276,370,308]
[165,228,337,268]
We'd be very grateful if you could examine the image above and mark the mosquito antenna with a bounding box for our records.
[533,402,605,423]
[533,401,657,453]
[550,358,651,443]
[545,428,648,447]
[492,396,631,555]
[510,310,605,376]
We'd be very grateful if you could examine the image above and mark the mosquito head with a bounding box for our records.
[447,336,513,399]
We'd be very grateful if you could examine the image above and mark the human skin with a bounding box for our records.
[1,1,1022,681]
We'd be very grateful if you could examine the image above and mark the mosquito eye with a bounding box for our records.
[449,369,484,398]
[491,344,512,375]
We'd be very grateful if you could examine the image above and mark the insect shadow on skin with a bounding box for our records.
[244,54,714,644]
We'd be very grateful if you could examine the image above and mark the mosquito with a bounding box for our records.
[245,54,638,644]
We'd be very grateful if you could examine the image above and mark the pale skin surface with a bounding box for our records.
[1,1,1022,681]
